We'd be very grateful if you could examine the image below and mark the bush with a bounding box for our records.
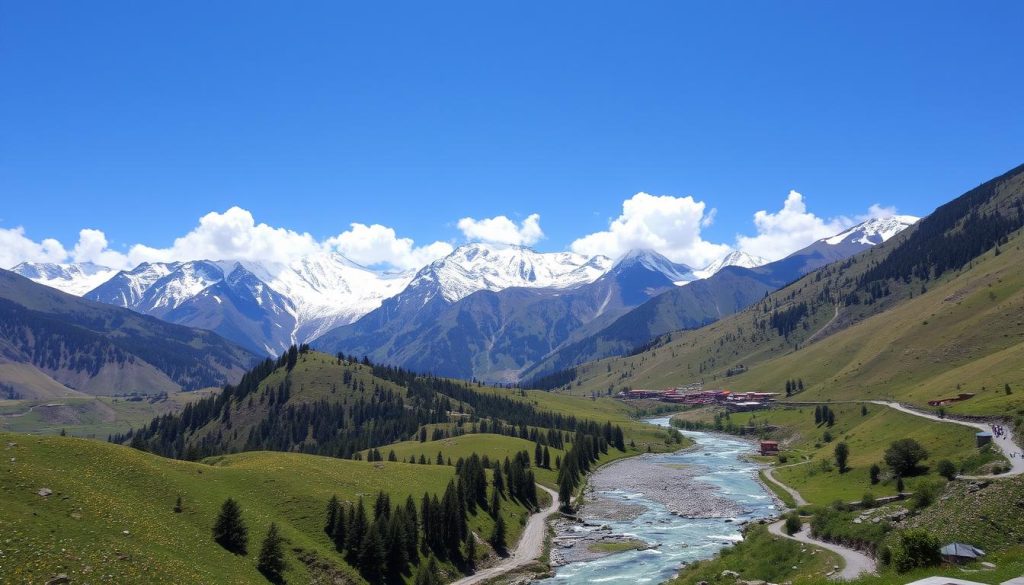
[890,529,941,573]
[936,459,957,481]
[885,439,929,476]
[910,479,943,510]
[784,513,802,535]
[869,463,881,485]
[860,493,876,509]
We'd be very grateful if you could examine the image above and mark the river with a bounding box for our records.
[544,415,778,584]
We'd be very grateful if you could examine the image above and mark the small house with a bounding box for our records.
[759,440,779,456]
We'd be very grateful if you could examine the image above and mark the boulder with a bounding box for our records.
[37,487,52,497]
[45,575,70,585]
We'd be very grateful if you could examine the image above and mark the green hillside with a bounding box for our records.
[0,432,532,584]
[563,163,1024,420]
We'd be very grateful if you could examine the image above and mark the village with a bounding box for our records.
[618,383,779,412]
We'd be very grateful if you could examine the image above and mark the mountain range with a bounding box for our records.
[8,217,914,384]
[0,269,256,399]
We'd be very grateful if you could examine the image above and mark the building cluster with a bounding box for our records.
[618,385,778,411]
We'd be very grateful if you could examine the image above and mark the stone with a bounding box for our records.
[37,487,52,497]
[45,575,70,585]
[721,570,740,579]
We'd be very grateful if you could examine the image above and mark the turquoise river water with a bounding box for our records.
[543,415,778,584]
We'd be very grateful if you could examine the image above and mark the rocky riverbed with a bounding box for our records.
[543,424,779,584]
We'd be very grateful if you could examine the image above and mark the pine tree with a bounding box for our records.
[465,531,477,569]
[414,556,442,585]
[212,497,248,555]
[490,487,501,518]
[542,446,551,469]
[493,467,505,495]
[174,495,183,513]
[490,515,507,554]
[257,522,287,584]
[325,495,340,535]
[358,522,386,582]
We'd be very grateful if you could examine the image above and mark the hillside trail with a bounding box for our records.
[450,484,559,585]
[767,519,876,580]
[785,399,1024,478]
[864,400,1024,478]
[762,461,810,506]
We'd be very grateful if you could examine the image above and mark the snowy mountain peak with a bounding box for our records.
[412,243,613,304]
[825,215,919,246]
[10,261,118,296]
[693,251,770,280]
[611,249,695,283]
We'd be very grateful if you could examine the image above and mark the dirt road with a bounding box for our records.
[768,520,875,580]
[450,484,560,585]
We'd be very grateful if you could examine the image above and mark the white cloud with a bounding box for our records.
[2,207,452,272]
[570,193,731,268]
[457,213,544,246]
[860,203,899,220]
[325,223,453,270]
[735,191,854,260]
[71,229,130,268]
[0,227,67,268]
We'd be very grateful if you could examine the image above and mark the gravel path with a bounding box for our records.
[762,462,809,507]
[768,520,876,580]
[450,484,559,585]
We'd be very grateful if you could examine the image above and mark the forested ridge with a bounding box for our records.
[116,347,627,464]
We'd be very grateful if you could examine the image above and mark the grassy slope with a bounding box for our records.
[0,432,530,585]
[569,228,1024,418]
[670,523,842,585]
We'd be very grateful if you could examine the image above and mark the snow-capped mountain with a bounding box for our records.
[825,215,920,246]
[81,255,411,355]
[406,243,612,305]
[693,251,769,280]
[9,261,117,296]
[612,249,695,283]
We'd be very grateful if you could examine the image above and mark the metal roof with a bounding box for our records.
[940,543,985,558]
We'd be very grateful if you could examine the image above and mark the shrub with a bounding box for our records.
[869,463,881,485]
[911,479,943,510]
[784,513,802,535]
[860,493,876,509]
[936,459,957,481]
[834,442,849,473]
[890,529,941,573]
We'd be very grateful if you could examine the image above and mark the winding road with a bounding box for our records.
[762,462,809,507]
[451,484,560,585]
[865,400,1024,477]
[768,520,875,581]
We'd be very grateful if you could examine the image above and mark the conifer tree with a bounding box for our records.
[257,522,287,584]
[325,495,340,535]
[358,522,386,582]
[212,497,248,555]
[414,556,442,585]
[490,515,507,554]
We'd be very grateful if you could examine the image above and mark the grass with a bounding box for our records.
[670,523,842,585]
[0,431,530,584]
[586,539,649,553]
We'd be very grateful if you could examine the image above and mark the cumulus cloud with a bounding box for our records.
[325,223,453,270]
[0,227,68,268]
[570,193,731,268]
[457,213,543,246]
[1,207,452,272]
[734,191,855,260]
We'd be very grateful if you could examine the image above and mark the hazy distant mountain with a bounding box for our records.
[693,251,768,280]
[10,261,117,296]
[522,216,918,381]
[0,268,255,398]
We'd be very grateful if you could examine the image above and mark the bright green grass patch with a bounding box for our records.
[0,432,529,585]
[587,539,649,554]
[670,523,841,585]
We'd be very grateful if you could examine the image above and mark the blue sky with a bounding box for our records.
[2,1,1022,270]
